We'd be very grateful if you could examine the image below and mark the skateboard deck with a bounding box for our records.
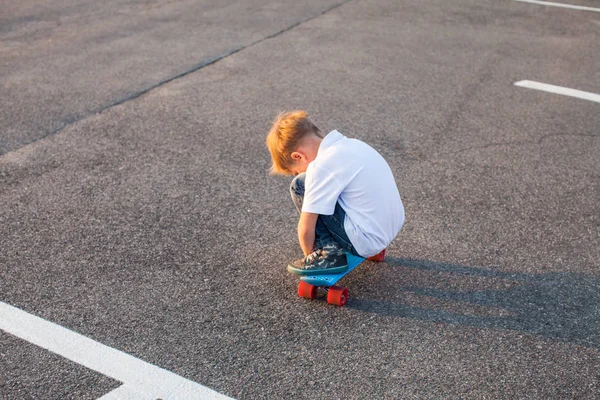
[295,249,385,306]
[300,252,365,287]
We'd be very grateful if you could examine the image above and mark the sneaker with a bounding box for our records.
[287,243,348,275]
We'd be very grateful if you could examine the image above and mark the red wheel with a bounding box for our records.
[298,281,317,299]
[327,286,349,306]
[368,249,386,262]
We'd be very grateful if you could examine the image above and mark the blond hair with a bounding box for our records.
[265,110,322,175]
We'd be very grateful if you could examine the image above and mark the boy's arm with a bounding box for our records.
[297,212,319,256]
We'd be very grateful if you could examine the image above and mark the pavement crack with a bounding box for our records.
[106,0,354,109]
[1,0,354,158]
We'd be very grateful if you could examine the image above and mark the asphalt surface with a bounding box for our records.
[1,0,599,399]
[0,0,346,155]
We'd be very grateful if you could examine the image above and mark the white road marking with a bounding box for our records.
[514,80,600,103]
[514,0,600,12]
[0,301,233,400]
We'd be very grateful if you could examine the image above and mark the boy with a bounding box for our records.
[266,110,404,275]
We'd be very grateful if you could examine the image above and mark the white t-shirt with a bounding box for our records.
[302,130,405,257]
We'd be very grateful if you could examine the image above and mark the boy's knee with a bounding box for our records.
[290,172,306,197]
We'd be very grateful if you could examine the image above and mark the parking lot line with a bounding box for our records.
[514,0,600,12]
[515,80,600,103]
[0,301,232,400]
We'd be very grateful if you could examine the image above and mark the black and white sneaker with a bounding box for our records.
[287,243,348,275]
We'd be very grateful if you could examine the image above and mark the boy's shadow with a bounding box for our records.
[349,257,600,349]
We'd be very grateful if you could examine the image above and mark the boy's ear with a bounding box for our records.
[291,151,303,161]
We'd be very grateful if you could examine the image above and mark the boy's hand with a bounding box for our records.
[297,212,318,256]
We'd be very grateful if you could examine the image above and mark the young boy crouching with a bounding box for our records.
[266,111,405,275]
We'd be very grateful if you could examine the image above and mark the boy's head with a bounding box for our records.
[266,110,323,176]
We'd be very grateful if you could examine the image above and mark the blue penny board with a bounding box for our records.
[300,252,365,287]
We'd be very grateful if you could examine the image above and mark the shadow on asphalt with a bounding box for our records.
[349,257,600,349]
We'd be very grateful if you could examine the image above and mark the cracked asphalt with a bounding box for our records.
[1,0,599,398]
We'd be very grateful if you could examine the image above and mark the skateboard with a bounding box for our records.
[295,249,386,306]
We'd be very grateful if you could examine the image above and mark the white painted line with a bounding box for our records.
[0,301,233,400]
[514,0,600,12]
[515,80,600,103]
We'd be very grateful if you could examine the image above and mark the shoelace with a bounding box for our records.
[305,250,322,264]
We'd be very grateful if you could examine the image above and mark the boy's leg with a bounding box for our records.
[290,173,336,250]
[288,174,353,275]
[290,173,360,256]
[319,204,361,257]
